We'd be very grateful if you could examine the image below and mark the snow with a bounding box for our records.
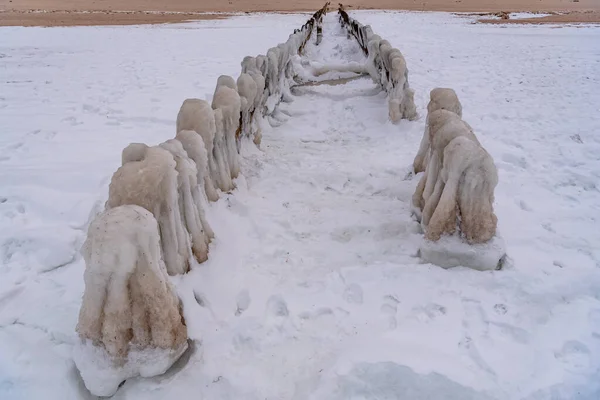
[508,13,554,20]
[309,361,495,399]
[1,10,600,400]
[453,12,554,21]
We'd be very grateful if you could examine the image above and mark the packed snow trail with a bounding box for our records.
[1,11,600,400]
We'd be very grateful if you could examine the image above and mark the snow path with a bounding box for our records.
[1,11,600,400]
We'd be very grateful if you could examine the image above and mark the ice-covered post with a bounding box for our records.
[336,9,417,122]
[412,98,506,271]
[413,88,463,174]
[176,98,221,202]
[107,146,192,276]
[315,2,329,45]
[73,205,188,397]
[159,138,214,264]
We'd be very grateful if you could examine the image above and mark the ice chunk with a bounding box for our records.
[73,339,188,397]
[419,234,506,271]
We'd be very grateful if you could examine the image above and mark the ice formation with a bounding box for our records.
[239,56,267,145]
[414,88,463,174]
[211,107,235,192]
[419,234,506,272]
[408,97,504,270]
[237,72,259,145]
[413,109,480,224]
[74,205,188,397]
[175,129,218,204]
[159,138,213,264]
[107,145,190,275]
[428,137,498,243]
[121,142,149,165]
[212,78,242,180]
[176,98,220,201]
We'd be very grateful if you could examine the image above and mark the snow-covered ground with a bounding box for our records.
[506,12,554,20]
[462,12,555,20]
[1,10,600,400]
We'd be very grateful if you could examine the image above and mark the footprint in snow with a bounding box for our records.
[380,295,400,330]
[588,309,600,327]
[193,290,209,308]
[298,307,334,320]
[235,289,251,316]
[265,294,289,326]
[412,303,447,323]
[494,322,530,344]
[554,340,591,374]
[493,303,508,315]
[0,286,25,311]
[331,226,367,243]
[62,116,83,126]
[343,283,363,305]
[518,200,532,212]
[501,153,528,169]
[461,298,490,337]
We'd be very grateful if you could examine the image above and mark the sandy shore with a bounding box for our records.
[1,0,599,26]
[0,10,227,27]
